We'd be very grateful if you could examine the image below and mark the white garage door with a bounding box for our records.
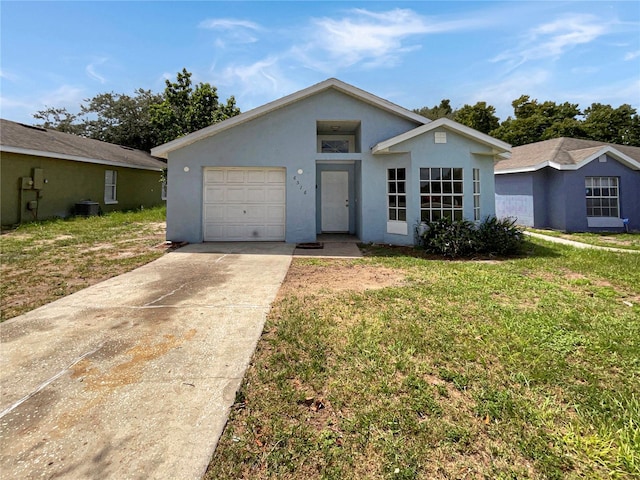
[203,167,286,241]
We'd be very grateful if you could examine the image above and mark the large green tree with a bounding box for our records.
[581,103,640,146]
[33,69,240,151]
[453,102,500,134]
[489,95,584,146]
[150,68,240,144]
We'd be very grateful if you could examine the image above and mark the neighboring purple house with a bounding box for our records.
[495,138,640,232]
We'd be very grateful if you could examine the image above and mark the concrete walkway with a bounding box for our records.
[524,231,640,253]
[0,243,293,480]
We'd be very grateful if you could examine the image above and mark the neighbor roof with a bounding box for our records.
[0,119,166,171]
[151,78,431,159]
[495,137,640,173]
[371,117,511,156]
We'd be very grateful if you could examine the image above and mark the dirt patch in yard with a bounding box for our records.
[277,259,406,299]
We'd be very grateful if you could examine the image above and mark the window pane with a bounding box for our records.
[420,182,430,194]
[389,209,397,220]
[397,168,406,180]
[433,211,441,220]
[398,209,406,221]
[443,182,452,194]
[454,210,463,220]
[420,168,429,181]
[398,196,406,208]
[453,196,463,207]
[398,182,405,194]
[421,211,430,222]
[431,168,441,181]
[442,196,453,208]
[442,168,452,180]
[453,168,463,180]
[388,182,396,193]
[454,182,463,194]
[388,196,396,207]
[388,169,396,180]
[432,182,441,194]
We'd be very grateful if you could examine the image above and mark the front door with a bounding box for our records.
[321,171,349,232]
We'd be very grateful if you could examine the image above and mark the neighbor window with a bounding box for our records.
[420,167,463,221]
[586,177,619,217]
[473,168,480,221]
[104,170,117,204]
[388,168,406,222]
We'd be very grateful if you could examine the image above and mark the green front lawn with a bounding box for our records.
[207,239,640,479]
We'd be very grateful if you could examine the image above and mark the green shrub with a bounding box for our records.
[416,216,524,258]
[476,216,524,256]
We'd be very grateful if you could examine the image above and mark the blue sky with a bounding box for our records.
[1,1,639,126]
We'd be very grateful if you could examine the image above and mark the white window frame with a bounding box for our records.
[161,178,167,200]
[585,176,619,218]
[473,168,481,221]
[387,167,408,235]
[420,167,464,222]
[104,170,118,204]
[317,135,355,154]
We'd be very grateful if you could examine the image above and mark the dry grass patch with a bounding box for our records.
[0,208,169,321]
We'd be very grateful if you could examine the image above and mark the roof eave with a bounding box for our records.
[0,145,165,171]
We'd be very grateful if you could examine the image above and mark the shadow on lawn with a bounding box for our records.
[359,239,561,261]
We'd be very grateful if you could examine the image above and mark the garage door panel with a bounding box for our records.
[203,167,286,241]
[205,169,225,183]
[204,186,225,203]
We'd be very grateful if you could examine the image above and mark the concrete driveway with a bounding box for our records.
[0,243,293,479]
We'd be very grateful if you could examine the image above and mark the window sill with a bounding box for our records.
[104,201,119,205]
[387,221,408,235]
[587,217,622,228]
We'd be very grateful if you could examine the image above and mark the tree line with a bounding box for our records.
[33,69,240,152]
[34,70,639,150]
[414,97,639,146]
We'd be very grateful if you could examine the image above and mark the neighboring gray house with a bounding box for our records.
[151,78,510,245]
[495,137,640,232]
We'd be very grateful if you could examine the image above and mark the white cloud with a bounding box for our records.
[199,18,261,31]
[493,14,609,68]
[0,69,19,82]
[199,18,261,47]
[292,8,484,73]
[86,58,108,84]
[624,50,640,61]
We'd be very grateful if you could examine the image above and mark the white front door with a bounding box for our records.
[321,171,349,232]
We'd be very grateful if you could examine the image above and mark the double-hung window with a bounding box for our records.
[104,170,117,204]
[420,167,463,221]
[585,177,619,217]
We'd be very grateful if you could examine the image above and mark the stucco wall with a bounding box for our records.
[1,152,164,226]
[165,88,420,244]
[495,173,535,226]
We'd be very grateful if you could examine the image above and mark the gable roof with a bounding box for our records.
[495,137,640,174]
[0,119,166,171]
[151,78,431,159]
[371,117,511,156]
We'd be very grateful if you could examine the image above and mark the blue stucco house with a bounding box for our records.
[495,137,640,232]
[151,78,510,245]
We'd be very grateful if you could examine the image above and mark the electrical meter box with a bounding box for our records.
[33,168,44,189]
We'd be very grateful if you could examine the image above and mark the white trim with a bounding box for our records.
[495,146,640,174]
[0,145,164,172]
[371,118,511,155]
[151,78,430,159]
[387,221,408,235]
[587,217,624,228]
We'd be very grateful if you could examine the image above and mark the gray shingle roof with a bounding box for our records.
[495,137,640,172]
[0,119,166,171]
